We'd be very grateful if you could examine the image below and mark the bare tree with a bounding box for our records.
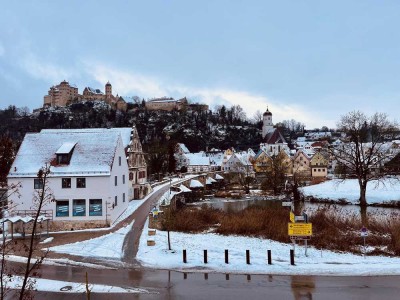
[331,111,398,207]
[19,165,53,300]
[0,182,21,300]
[261,153,290,195]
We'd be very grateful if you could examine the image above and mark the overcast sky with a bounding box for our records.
[1,0,400,128]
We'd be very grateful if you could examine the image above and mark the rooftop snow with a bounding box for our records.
[41,128,132,148]
[8,130,124,177]
[190,179,204,188]
[186,153,210,166]
[55,142,77,154]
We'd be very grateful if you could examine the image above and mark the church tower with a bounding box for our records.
[105,81,112,102]
[262,107,273,137]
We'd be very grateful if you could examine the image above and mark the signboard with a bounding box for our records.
[360,227,368,237]
[288,223,312,236]
[290,211,295,223]
[295,216,304,221]
[282,201,292,207]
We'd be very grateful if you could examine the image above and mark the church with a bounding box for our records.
[260,108,290,156]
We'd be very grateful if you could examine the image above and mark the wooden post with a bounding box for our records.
[267,250,272,265]
[225,274,229,280]
[246,250,250,264]
[183,249,187,263]
[290,249,295,265]
[247,274,251,281]
[183,273,187,280]
[204,250,208,264]
[204,273,208,280]
[225,249,229,264]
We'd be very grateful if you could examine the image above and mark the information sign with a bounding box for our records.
[288,223,312,236]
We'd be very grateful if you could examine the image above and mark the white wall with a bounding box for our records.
[8,137,130,224]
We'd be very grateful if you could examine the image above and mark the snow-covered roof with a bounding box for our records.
[179,184,191,193]
[190,179,204,188]
[177,143,190,154]
[1,215,50,224]
[9,129,124,177]
[206,177,217,185]
[55,142,77,154]
[41,128,132,148]
[215,174,224,180]
[186,154,210,166]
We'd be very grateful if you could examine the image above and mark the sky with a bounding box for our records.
[1,1,400,128]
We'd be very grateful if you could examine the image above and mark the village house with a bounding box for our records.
[310,151,329,178]
[7,126,148,230]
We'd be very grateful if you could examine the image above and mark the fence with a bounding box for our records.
[181,249,295,266]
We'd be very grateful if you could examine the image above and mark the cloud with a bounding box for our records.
[18,53,73,83]
[83,62,328,127]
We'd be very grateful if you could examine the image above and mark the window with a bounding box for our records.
[123,193,126,203]
[123,174,125,184]
[56,200,69,217]
[119,156,121,166]
[73,199,86,216]
[77,178,86,188]
[115,176,118,186]
[89,199,102,216]
[62,178,71,188]
[34,179,43,189]
[115,196,118,207]
[129,172,133,180]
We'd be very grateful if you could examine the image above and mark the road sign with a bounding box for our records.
[288,223,312,236]
[282,201,292,207]
[290,211,295,223]
[360,227,368,237]
[295,216,304,221]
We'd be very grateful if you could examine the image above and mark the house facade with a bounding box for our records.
[7,128,141,230]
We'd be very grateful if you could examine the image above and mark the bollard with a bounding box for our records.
[247,274,251,281]
[204,273,208,280]
[225,249,229,264]
[184,272,187,280]
[204,250,208,264]
[246,250,250,265]
[183,249,187,263]
[290,249,295,265]
[267,250,272,265]
[225,274,230,280]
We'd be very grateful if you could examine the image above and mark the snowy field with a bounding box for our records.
[137,219,400,276]
[301,179,400,204]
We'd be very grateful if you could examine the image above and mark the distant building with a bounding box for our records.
[44,80,127,111]
[145,97,188,111]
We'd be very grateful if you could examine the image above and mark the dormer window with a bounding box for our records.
[55,142,77,165]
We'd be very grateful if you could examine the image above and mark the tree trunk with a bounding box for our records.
[359,182,367,207]
[360,205,368,227]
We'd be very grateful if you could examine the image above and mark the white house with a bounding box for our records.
[7,129,130,229]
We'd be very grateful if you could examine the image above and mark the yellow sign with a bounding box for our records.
[288,223,312,236]
[289,211,295,223]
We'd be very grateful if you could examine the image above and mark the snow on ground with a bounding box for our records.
[137,219,400,276]
[50,222,133,259]
[6,255,115,269]
[5,276,151,294]
[301,178,400,204]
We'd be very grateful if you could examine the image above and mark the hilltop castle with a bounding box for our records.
[43,80,127,111]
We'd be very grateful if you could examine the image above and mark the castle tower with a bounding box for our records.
[105,81,112,101]
[262,107,274,137]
